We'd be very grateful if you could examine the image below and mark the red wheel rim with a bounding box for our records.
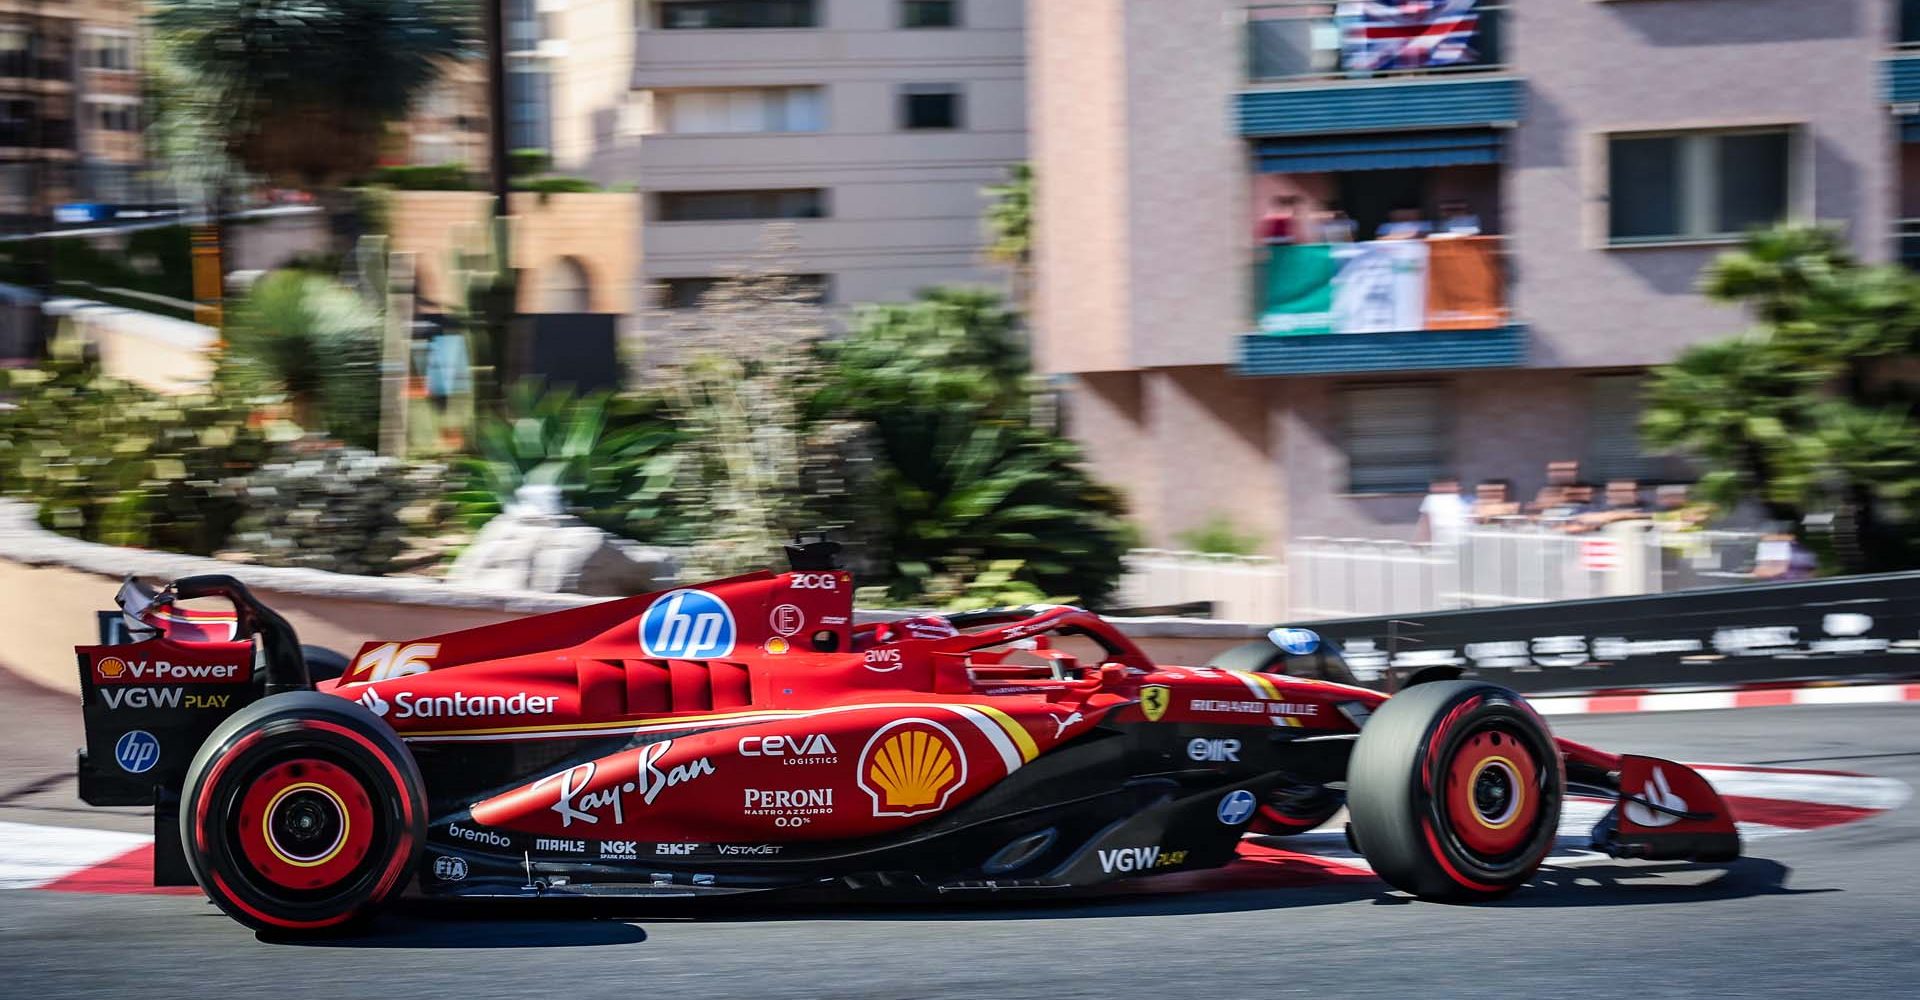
[236,758,377,891]
[1444,727,1541,857]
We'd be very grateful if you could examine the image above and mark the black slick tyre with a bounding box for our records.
[178,691,425,933]
[1346,680,1563,901]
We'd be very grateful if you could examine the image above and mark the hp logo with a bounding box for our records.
[114,730,160,774]
[640,590,736,659]
[1217,789,1258,826]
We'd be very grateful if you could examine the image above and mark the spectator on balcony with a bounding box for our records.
[1527,460,1582,515]
[1469,479,1520,524]
[1258,195,1303,246]
[1376,206,1433,241]
[1570,479,1650,533]
[1314,203,1357,244]
[1417,476,1469,547]
[1436,199,1483,238]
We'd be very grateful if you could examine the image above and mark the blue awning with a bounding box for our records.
[1254,129,1504,173]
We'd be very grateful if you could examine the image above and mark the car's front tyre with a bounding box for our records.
[179,692,425,933]
[1346,680,1563,901]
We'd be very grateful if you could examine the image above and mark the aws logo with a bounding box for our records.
[857,718,966,818]
[639,590,736,659]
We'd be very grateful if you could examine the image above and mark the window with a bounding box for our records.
[657,1,817,29]
[1344,384,1449,494]
[659,274,829,309]
[1607,128,1793,244]
[657,188,827,222]
[83,32,135,72]
[89,101,138,133]
[0,28,28,79]
[900,84,961,130]
[1585,374,1655,482]
[902,1,959,28]
[507,66,552,149]
[657,87,824,134]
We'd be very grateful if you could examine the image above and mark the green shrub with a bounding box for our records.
[0,355,281,554]
[369,162,477,191]
[219,270,383,448]
[1175,515,1263,556]
[513,175,601,195]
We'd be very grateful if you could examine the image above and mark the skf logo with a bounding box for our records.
[96,657,127,679]
[858,718,966,818]
[1139,685,1171,722]
[639,589,736,659]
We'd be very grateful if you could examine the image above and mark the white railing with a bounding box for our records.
[1118,550,1290,623]
[1120,521,1764,623]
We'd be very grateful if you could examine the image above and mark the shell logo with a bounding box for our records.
[857,718,968,818]
[96,657,127,679]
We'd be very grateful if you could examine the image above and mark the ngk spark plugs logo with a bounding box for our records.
[639,590,736,659]
[532,740,716,828]
[857,718,966,818]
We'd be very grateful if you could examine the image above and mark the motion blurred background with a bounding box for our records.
[3,0,1920,647]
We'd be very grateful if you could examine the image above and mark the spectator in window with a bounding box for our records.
[1258,195,1302,246]
[1417,476,1469,547]
[1376,206,1433,241]
[1314,203,1357,244]
[1436,199,1482,238]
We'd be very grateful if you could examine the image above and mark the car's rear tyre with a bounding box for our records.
[179,691,425,933]
[1249,786,1343,836]
[1347,680,1562,901]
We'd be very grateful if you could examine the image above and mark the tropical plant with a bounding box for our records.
[825,287,1128,606]
[219,270,384,448]
[450,380,682,542]
[1643,224,1920,573]
[151,1,471,238]
[983,163,1032,272]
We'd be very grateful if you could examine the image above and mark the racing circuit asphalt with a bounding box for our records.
[0,662,1914,1000]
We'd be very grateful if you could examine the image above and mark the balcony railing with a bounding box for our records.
[1247,1,1507,84]
[1255,233,1508,336]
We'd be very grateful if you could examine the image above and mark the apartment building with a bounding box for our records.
[1032,0,1902,554]
[606,0,1026,318]
[0,0,145,221]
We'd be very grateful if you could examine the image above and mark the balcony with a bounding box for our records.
[1238,235,1525,376]
[1887,1,1920,105]
[1239,2,1520,137]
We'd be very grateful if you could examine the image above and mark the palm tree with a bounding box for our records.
[983,163,1033,312]
[151,1,471,239]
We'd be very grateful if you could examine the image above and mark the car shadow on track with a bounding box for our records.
[268,856,1823,946]
[271,913,648,949]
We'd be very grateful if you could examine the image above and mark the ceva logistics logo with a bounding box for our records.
[640,589,736,658]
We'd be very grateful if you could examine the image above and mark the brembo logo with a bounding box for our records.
[447,824,512,848]
[639,589,736,659]
[357,689,557,720]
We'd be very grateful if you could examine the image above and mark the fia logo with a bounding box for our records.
[640,590,736,659]
[114,730,160,774]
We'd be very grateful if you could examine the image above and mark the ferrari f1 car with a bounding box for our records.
[74,543,1741,932]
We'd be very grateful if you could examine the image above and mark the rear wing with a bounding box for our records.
[76,575,310,807]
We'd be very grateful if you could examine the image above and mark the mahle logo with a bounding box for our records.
[639,590,736,658]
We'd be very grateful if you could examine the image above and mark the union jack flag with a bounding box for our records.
[1337,0,1481,73]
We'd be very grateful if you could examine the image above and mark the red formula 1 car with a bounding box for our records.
[73,544,1741,932]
